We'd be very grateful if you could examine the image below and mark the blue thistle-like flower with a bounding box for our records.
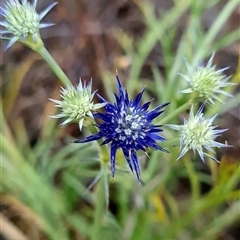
[0,0,57,49]
[75,75,170,182]
[167,105,229,162]
[179,53,234,104]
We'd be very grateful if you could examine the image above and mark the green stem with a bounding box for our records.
[92,166,108,240]
[209,158,218,186]
[160,138,179,148]
[159,100,192,124]
[22,36,72,87]
[88,124,109,163]
[37,44,72,87]
[184,158,200,201]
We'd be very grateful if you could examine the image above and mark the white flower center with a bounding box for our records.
[115,108,146,142]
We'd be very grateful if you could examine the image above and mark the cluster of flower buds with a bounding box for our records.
[168,53,233,162]
[50,74,170,181]
[51,67,232,180]
[1,1,234,182]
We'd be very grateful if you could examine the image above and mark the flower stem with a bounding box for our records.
[92,167,108,240]
[159,100,192,124]
[19,35,72,87]
[184,158,200,201]
[88,124,109,163]
[37,44,72,87]
[209,158,218,186]
[160,138,179,148]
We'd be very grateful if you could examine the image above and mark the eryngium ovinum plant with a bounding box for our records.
[1,0,234,184]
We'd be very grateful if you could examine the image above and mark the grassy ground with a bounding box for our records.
[1,0,240,239]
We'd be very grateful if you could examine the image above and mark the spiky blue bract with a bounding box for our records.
[75,75,170,182]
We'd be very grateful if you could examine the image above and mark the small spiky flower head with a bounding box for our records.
[0,0,57,49]
[179,53,234,104]
[75,75,170,182]
[168,105,228,162]
[50,79,106,130]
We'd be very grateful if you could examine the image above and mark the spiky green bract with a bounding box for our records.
[75,75,170,182]
[179,53,234,105]
[50,79,106,131]
[0,0,57,49]
[167,105,228,163]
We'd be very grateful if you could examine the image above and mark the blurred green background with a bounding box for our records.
[1,0,240,239]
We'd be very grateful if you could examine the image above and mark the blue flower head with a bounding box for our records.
[75,75,170,182]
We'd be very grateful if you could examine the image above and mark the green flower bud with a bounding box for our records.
[167,105,229,162]
[179,53,234,104]
[50,79,106,131]
[0,0,57,49]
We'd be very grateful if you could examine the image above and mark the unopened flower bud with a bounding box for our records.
[50,79,106,131]
[179,53,234,104]
[0,0,57,49]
